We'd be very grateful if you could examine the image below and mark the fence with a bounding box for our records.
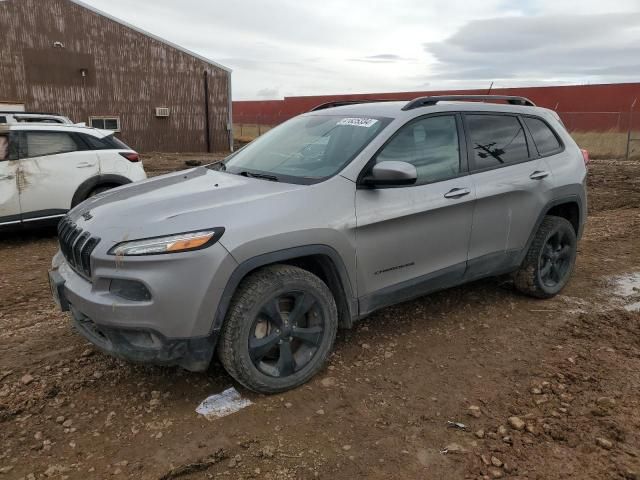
[235,110,639,132]
[233,109,640,159]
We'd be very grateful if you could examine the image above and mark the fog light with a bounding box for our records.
[109,279,151,301]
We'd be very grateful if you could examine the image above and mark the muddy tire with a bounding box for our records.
[218,264,338,394]
[514,215,577,299]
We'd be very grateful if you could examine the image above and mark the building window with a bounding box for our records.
[90,116,120,132]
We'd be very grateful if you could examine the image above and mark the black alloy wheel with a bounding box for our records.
[514,215,578,298]
[539,229,574,288]
[249,291,325,378]
[219,264,338,393]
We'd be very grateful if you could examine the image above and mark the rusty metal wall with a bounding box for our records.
[0,0,231,152]
[233,83,640,132]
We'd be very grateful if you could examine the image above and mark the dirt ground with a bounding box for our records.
[1,155,639,480]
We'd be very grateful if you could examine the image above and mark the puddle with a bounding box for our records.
[625,302,640,312]
[196,387,252,420]
[610,272,640,312]
[613,272,640,297]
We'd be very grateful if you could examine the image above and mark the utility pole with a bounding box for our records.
[626,98,637,160]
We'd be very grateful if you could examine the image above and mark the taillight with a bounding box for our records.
[119,152,140,162]
[580,148,590,166]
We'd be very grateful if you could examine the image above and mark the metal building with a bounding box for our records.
[0,0,232,152]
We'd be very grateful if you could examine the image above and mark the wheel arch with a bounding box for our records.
[212,245,357,337]
[517,194,585,266]
[71,174,132,207]
[546,201,581,235]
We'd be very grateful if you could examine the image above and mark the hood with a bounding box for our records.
[70,167,305,244]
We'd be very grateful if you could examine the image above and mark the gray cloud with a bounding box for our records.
[256,87,279,98]
[424,13,640,81]
[82,0,640,98]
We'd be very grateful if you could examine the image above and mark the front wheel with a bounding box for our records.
[514,215,577,298]
[87,185,115,198]
[218,264,338,393]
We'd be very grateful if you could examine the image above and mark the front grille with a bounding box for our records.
[57,217,100,279]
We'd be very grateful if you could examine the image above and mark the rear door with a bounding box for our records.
[464,113,554,278]
[355,114,475,312]
[17,130,99,221]
[0,132,21,225]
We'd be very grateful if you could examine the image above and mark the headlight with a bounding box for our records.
[108,228,225,256]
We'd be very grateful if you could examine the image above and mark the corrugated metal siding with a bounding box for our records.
[0,0,231,152]
[233,83,640,132]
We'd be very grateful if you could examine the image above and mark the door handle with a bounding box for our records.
[0,174,15,181]
[530,170,549,180]
[76,162,96,168]
[444,187,471,199]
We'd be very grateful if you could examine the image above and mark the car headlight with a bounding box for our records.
[108,228,225,256]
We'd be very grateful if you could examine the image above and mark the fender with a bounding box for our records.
[71,174,132,207]
[516,193,584,266]
[211,245,357,335]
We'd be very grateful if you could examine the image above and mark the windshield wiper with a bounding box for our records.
[238,171,279,182]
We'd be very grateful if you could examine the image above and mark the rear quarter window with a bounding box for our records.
[81,133,132,150]
[523,116,563,156]
[103,135,131,150]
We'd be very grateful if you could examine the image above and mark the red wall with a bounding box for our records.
[233,82,640,131]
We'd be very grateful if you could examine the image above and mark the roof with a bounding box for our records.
[68,0,231,73]
[6,123,112,137]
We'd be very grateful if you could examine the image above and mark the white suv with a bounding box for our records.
[0,124,146,228]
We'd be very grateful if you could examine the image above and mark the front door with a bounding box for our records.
[0,132,21,226]
[355,114,475,313]
[18,130,99,221]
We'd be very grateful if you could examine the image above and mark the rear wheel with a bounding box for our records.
[514,215,577,298]
[218,264,338,393]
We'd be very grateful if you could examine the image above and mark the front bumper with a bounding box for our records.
[70,305,216,371]
[50,241,238,371]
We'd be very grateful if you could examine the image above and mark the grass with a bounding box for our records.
[571,131,640,160]
[232,124,272,144]
[233,124,640,160]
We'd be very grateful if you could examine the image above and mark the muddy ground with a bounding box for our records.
[0,155,639,480]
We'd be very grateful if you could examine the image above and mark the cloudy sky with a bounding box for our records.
[82,0,640,100]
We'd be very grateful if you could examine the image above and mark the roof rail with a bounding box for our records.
[401,95,536,111]
[309,99,400,112]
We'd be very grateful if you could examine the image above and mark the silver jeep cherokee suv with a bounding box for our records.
[49,95,587,393]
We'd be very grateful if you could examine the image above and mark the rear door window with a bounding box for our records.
[24,131,79,158]
[523,116,562,156]
[465,114,529,170]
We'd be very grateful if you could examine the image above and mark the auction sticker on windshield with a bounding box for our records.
[336,118,378,128]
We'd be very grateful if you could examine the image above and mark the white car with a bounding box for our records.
[0,124,146,228]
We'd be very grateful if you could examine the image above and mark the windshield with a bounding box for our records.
[223,114,390,183]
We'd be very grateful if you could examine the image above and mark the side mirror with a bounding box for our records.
[362,161,417,187]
